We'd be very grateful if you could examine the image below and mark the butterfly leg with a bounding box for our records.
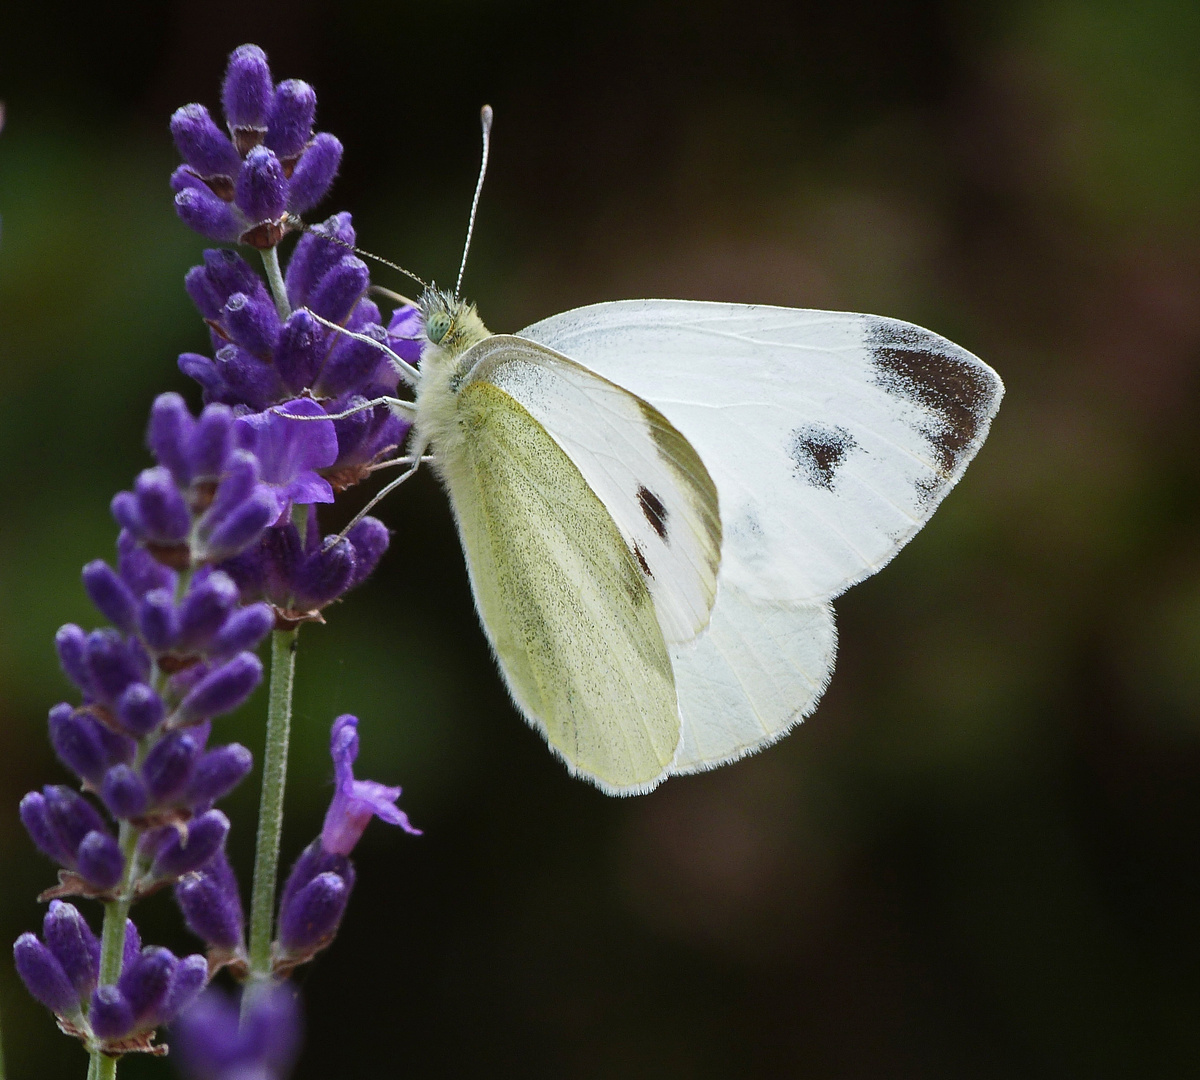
[302,308,422,388]
[271,396,417,422]
[327,456,428,547]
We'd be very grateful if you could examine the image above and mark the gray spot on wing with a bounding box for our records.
[637,485,669,541]
[788,424,856,490]
[868,319,998,476]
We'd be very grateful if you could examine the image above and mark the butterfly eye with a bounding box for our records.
[426,311,452,344]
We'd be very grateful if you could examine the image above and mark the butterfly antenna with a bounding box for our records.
[285,215,428,291]
[455,104,493,300]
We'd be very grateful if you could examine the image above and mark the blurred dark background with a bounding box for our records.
[3,0,1200,1076]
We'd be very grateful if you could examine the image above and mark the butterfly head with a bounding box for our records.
[420,286,490,358]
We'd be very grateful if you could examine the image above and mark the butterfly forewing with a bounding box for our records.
[520,300,1003,604]
[437,375,681,794]
[464,336,722,644]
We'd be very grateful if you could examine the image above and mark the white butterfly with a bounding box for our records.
[385,289,1003,796]
[318,108,1002,796]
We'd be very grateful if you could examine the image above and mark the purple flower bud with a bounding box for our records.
[162,954,208,1024]
[214,344,283,409]
[86,629,147,703]
[174,182,245,244]
[313,323,388,398]
[48,704,109,786]
[179,353,224,403]
[123,920,142,970]
[121,946,175,1027]
[210,603,274,657]
[178,571,240,650]
[131,467,192,543]
[102,764,149,819]
[285,212,354,309]
[267,79,316,159]
[77,830,125,891]
[89,985,134,1040]
[42,902,100,1001]
[116,682,166,738]
[306,255,368,325]
[171,104,242,180]
[175,654,263,724]
[321,715,419,856]
[118,530,176,596]
[278,871,350,956]
[236,146,287,224]
[329,397,410,472]
[203,449,261,520]
[291,536,354,609]
[138,588,179,651]
[143,732,201,804]
[199,491,281,563]
[223,291,281,356]
[173,983,302,1079]
[43,785,108,855]
[185,265,224,319]
[203,248,265,304]
[55,624,93,697]
[346,517,390,590]
[20,791,74,866]
[82,560,138,634]
[287,132,342,215]
[174,850,244,950]
[222,45,274,135]
[14,933,81,1018]
[147,393,196,484]
[150,811,230,879]
[274,309,322,391]
[187,743,253,808]
[192,404,237,480]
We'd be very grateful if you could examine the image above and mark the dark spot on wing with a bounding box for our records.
[788,424,856,490]
[637,485,669,541]
[868,319,998,475]
[632,541,652,577]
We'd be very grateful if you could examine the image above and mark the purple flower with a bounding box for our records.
[174,850,245,953]
[114,394,287,568]
[219,508,389,620]
[321,715,419,856]
[276,840,354,962]
[88,946,208,1046]
[171,44,341,246]
[173,982,301,1080]
[235,399,337,507]
[20,787,125,892]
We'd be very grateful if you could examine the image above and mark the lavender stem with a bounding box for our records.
[88,821,139,1078]
[261,245,291,321]
[246,627,298,987]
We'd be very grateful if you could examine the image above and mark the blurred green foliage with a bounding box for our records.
[2,1,1200,1077]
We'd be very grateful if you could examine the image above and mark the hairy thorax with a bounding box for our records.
[411,289,493,466]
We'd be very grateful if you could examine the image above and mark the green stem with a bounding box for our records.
[87,822,140,1079]
[246,628,299,983]
[261,246,291,321]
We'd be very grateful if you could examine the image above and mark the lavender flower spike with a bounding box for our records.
[321,715,420,856]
